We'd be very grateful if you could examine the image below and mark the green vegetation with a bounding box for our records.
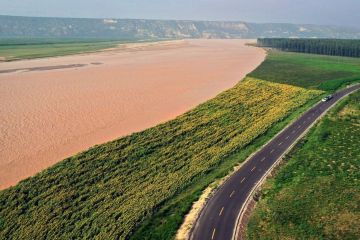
[1,50,360,239]
[131,79,321,240]
[0,37,172,61]
[0,40,122,61]
[258,38,360,58]
[250,51,360,90]
[247,90,360,240]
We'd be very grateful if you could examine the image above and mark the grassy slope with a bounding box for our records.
[0,51,359,240]
[247,91,360,240]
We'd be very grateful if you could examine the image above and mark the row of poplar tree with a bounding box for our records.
[257,38,360,58]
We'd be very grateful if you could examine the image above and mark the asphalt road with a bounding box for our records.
[191,84,360,240]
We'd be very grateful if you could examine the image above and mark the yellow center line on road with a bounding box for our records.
[211,228,216,240]
[219,207,224,216]
[229,190,235,198]
[260,157,266,162]
[251,166,256,172]
[241,177,246,183]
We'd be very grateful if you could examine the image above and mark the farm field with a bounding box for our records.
[1,50,360,239]
[0,38,146,61]
[247,90,360,240]
[249,51,360,90]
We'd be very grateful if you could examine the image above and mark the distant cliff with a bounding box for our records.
[1,15,360,40]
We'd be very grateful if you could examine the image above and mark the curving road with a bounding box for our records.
[191,84,360,240]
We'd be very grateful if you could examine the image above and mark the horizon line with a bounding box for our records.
[1,14,358,30]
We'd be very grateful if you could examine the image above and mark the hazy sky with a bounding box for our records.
[0,0,359,28]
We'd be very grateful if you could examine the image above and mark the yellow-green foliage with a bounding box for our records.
[0,78,321,239]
